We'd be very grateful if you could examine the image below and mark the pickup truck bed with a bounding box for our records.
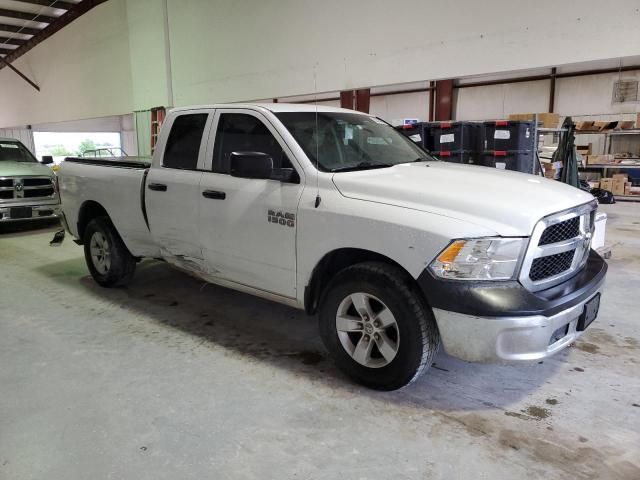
[60,157,160,258]
[65,157,151,169]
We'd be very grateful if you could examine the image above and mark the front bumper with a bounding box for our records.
[418,250,607,362]
[0,203,60,222]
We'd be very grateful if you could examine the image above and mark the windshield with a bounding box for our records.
[275,112,435,172]
[0,141,38,163]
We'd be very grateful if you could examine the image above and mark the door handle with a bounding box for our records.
[148,183,167,192]
[202,190,226,200]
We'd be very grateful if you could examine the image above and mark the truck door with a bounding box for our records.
[198,110,304,298]
[145,110,212,262]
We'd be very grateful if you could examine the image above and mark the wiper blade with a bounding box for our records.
[331,162,392,172]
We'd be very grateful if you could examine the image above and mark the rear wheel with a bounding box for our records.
[319,262,440,390]
[83,216,136,287]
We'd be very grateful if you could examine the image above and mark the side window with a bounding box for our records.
[212,113,293,174]
[163,113,208,170]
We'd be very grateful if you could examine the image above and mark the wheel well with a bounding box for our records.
[304,248,415,315]
[77,201,109,243]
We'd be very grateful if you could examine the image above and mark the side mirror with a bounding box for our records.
[41,155,54,165]
[229,151,273,179]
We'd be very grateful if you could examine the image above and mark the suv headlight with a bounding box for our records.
[429,238,526,281]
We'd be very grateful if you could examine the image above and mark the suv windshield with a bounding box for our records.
[275,112,434,172]
[0,141,37,163]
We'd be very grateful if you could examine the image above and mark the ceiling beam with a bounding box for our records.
[0,54,40,90]
[0,8,58,23]
[13,0,75,10]
[0,23,40,36]
[0,36,26,46]
[1,0,109,70]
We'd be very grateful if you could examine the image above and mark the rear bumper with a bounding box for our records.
[0,203,60,222]
[419,250,607,362]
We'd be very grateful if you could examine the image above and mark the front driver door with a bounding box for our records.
[198,110,304,298]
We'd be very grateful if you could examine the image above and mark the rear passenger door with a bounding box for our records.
[198,109,304,298]
[146,110,212,261]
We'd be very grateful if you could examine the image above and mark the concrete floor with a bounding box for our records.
[1,203,639,480]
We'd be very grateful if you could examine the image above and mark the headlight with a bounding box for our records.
[429,238,526,280]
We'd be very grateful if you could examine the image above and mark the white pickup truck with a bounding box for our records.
[57,104,607,390]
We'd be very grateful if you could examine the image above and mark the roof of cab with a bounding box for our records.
[0,137,19,142]
[169,103,368,115]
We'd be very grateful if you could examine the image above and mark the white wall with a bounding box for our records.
[165,0,640,106]
[454,80,550,120]
[0,0,133,129]
[370,92,429,123]
[1,0,640,128]
[555,71,640,117]
[126,0,172,111]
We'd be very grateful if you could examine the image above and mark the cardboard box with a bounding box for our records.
[587,154,615,165]
[508,113,559,129]
[637,113,640,129]
[576,143,592,156]
[625,182,632,195]
[542,161,562,179]
[593,121,618,131]
[617,121,635,130]
[612,179,626,195]
[600,178,614,191]
[575,121,594,131]
[612,173,629,182]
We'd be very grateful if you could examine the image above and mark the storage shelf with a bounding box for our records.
[614,195,640,202]
[538,128,568,133]
[575,129,640,135]
[608,130,640,136]
[581,164,640,169]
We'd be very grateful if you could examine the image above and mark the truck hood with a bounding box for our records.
[0,161,53,177]
[331,161,595,236]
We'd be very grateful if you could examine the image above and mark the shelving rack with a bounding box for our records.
[535,118,567,178]
[576,128,640,202]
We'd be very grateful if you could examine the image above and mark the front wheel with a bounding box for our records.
[319,262,440,390]
[83,216,136,287]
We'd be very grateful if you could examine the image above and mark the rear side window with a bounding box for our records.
[212,113,292,173]
[163,113,208,170]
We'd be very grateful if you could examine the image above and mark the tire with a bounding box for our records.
[83,216,136,287]
[319,261,440,391]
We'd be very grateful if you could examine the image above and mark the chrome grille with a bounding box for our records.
[530,250,575,281]
[0,178,13,199]
[0,176,55,201]
[519,201,597,292]
[24,187,55,198]
[539,217,580,245]
[23,178,52,187]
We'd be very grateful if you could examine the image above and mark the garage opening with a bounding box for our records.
[33,131,123,164]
